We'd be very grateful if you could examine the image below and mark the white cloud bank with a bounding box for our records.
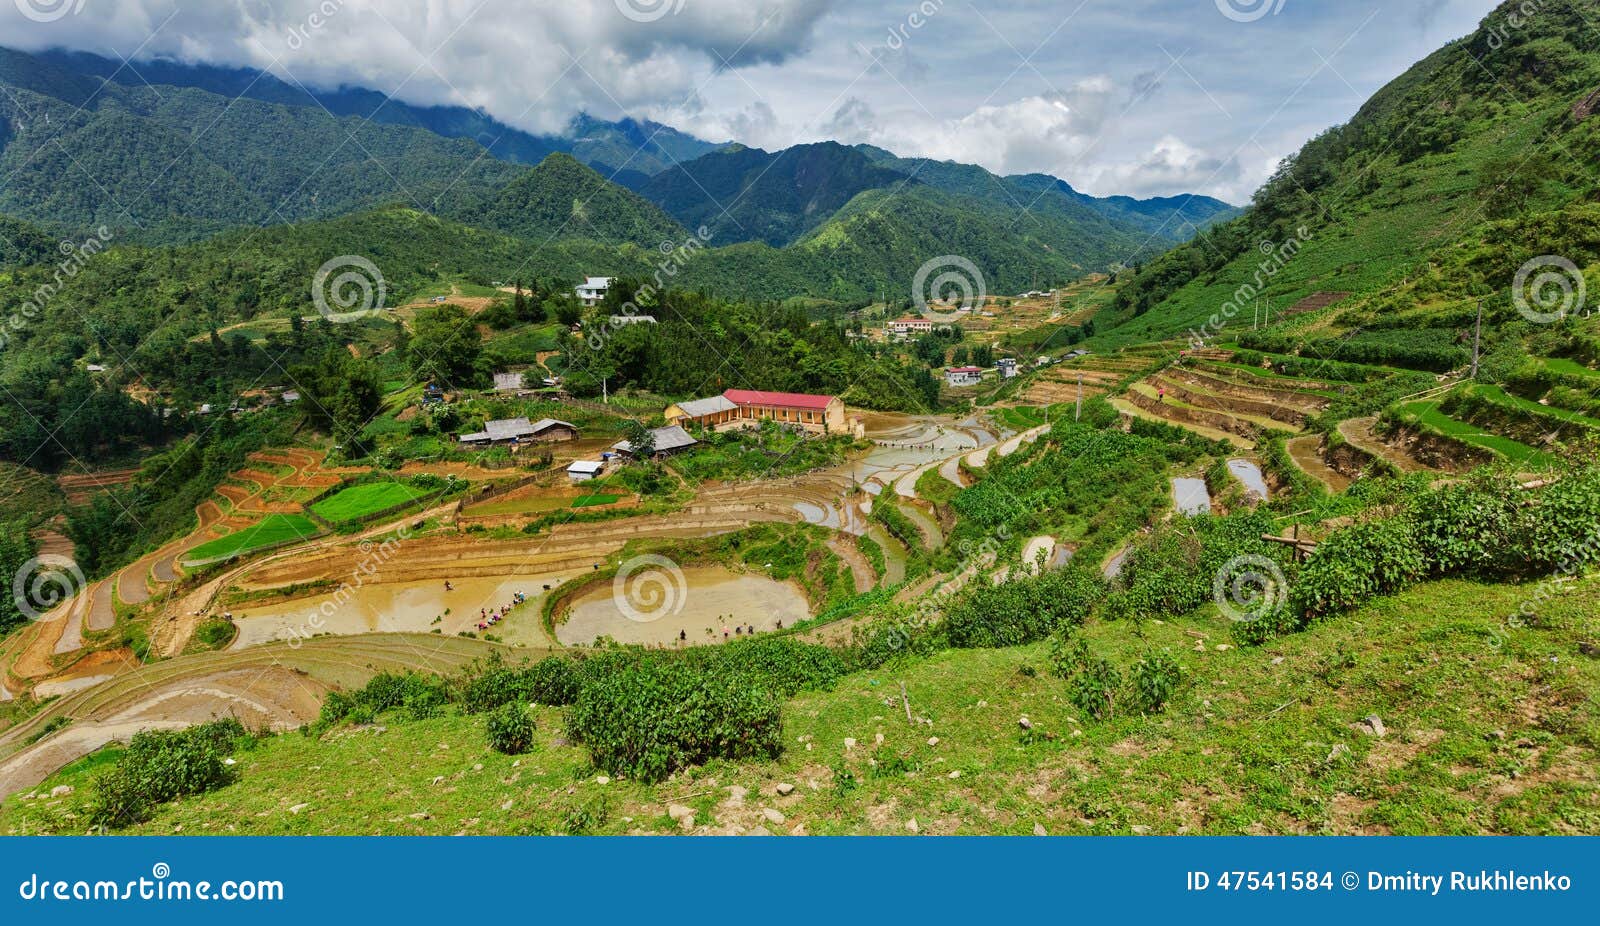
[0,0,837,134]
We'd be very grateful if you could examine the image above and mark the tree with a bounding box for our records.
[622,419,655,460]
[409,305,484,388]
[288,347,383,454]
[0,521,39,633]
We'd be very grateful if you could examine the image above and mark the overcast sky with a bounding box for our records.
[1,0,1506,203]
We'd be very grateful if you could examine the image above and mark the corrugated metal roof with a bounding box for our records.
[613,425,699,455]
[674,395,739,418]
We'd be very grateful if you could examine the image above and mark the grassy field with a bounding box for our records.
[7,575,1593,835]
[571,493,622,509]
[1395,400,1557,468]
[310,482,431,522]
[183,514,320,563]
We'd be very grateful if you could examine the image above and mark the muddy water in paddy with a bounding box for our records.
[1173,478,1213,517]
[229,572,583,649]
[1227,459,1270,501]
[556,566,811,647]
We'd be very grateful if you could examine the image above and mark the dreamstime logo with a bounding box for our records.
[1216,0,1287,23]
[14,0,87,24]
[312,256,386,324]
[11,554,86,622]
[1212,554,1288,623]
[1185,226,1312,349]
[285,0,346,50]
[913,255,986,323]
[285,524,413,648]
[615,0,686,24]
[612,555,688,624]
[584,226,712,352]
[1513,255,1586,324]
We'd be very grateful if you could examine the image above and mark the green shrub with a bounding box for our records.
[318,671,455,728]
[485,702,537,755]
[1410,473,1523,576]
[566,656,783,783]
[1127,651,1182,715]
[462,657,581,714]
[1293,516,1426,618]
[1069,657,1122,721]
[944,567,1105,648]
[1047,626,1092,680]
[689,637,847,696]
[87,719,244,828]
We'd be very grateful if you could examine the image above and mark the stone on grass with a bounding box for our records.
[776,782,796,796]
[927,736,940,747]
[1033,823,1047,836]
[49,785,73,798]
[843,737,857,749]
[288,803,309,815]
[667,803,694,822]
[762,808,786,825]
[906,818,919,834]
[1359,714,1387,737]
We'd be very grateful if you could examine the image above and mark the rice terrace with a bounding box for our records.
[0,0,1597,870]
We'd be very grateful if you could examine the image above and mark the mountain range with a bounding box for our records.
[0,45,1233,273]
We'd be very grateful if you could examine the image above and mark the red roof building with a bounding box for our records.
[669,389,847,434]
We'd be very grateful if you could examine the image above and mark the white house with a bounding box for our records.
[945,366,984,387]
[567,460,606,482]
[608,315,656,326]
[575,277,612,307]
[997,358,1019,379]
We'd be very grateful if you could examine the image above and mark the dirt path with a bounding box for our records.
[1338,417,1436,473]
[1286,435,1352,493]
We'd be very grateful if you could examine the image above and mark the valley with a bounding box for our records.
[0,0,1598,842]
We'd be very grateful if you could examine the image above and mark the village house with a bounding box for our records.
[888,317,936,338]
[946,366,984,387]
[575,276,611,307]
[666,389,848,435]
[612,425,699,459]
[663,394,741,430]
[566,459,606,482]
[608,314,657,326]
[492,372,530,394]
[459,417,578,446]
[997,358,1019,379]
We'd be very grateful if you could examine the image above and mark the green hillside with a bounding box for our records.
[1097,0,1600,349]
[0,214,55,269]
[454,153,687,248]
[641,142,915,247]
[0,49,527,243]
[860,147,1240,244]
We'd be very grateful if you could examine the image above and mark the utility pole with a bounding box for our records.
[1470,299,1484,380]
[1076,371,1084,422]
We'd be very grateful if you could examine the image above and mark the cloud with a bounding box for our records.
[814,80,1120,178]
[1085,135,1243,199]
[0,0,837,135]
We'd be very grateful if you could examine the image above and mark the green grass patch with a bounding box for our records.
[184,514,320,563]
[572,494,621,509]
[311,482,431,522]
[1394,400,1557,467]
